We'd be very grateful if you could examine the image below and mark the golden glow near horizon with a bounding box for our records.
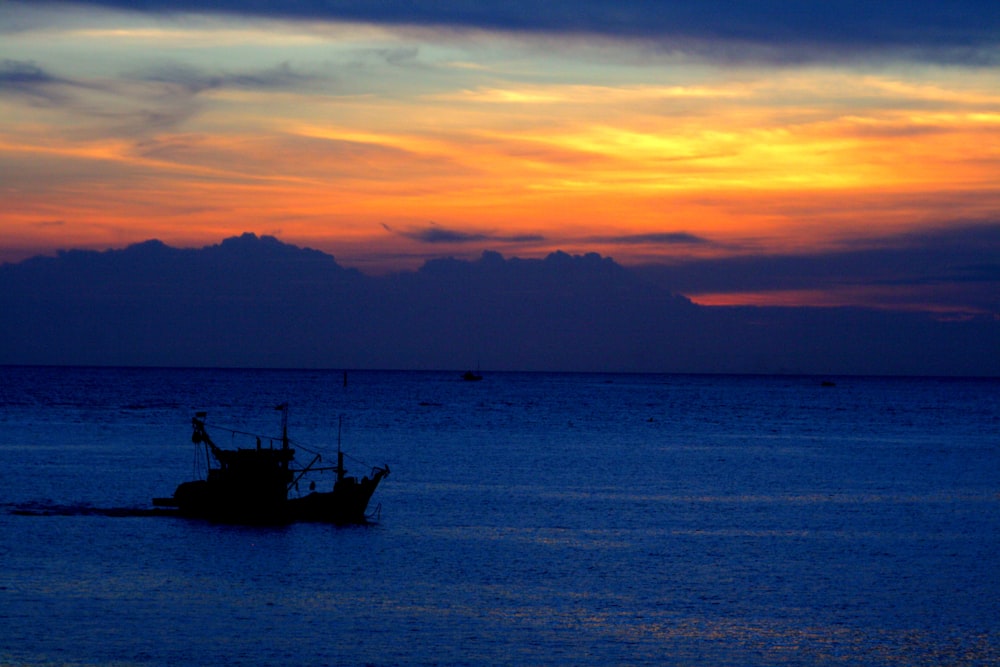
[1,6,998,307]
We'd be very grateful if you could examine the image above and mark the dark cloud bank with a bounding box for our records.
[14,1,1000,64]
[1,233,997,376]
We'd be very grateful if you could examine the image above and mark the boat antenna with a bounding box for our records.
[276,403,289,469]
[337,414,345,482]
[193,411,212,473]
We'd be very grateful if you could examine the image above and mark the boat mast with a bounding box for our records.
[337,414,345,481]
[193,411,213,471]
[276,402,290,470]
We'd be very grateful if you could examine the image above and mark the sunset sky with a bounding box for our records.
[2,1,998,311]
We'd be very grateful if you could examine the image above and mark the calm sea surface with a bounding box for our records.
[1,367,998,666]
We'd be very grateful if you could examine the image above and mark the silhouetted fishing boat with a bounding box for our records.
[462,370,483,381]
[153,404,388,524]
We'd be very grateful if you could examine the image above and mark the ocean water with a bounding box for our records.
[1,367,998,666]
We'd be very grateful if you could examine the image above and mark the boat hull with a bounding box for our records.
[154,468,388,525]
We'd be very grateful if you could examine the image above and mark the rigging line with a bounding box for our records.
[201,420,284,442]
[341,450,378,470]
[202,421,324,456]
[214,426,282,442]
[202,420,354,465]
[289,440,322,456]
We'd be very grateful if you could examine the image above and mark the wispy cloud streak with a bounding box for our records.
[384,223,544,245]
[637,222,1000,314]
[0,59,77,104]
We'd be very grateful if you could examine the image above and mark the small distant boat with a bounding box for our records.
[462,370,483,382]
[153,404,388,524]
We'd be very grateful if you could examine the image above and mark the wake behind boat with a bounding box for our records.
[153,404,388,524]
